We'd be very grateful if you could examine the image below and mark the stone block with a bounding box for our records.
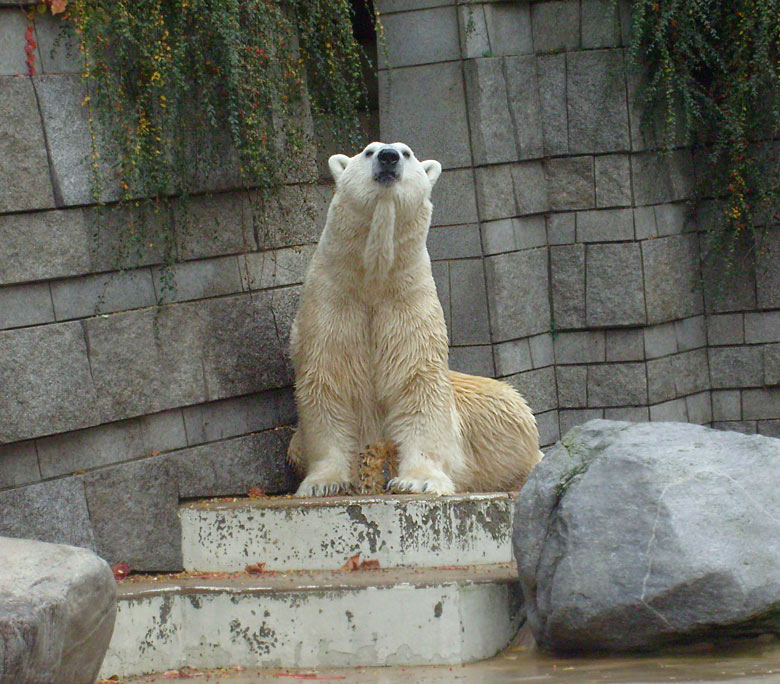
[567,50,630,154]
[557,365,587,408]
[482,216,546,255]
[586,242,645,327]
[475,164,516,221]
[764,344,780,386]
[606,328,644,362]
[546,156,595,211]
[686,391,712,424]
[431,260,451,336]
[529,333,554,368]
[559,408,603,436]
[675,315,706,351]
[0,441,40,489]
[708,313,744,346]
[427,223,482,260]
[449,345,494,377]
[172,429,297,498]
[594,156,630,210]
[758,421,780,439]
[449,258,491,345]
[465,58,517,166]
[0,537,116,684]
[537,54,568,155]
[248,183,330,251]
[34,74,120,206]
[633,206,656,240]
[0,282,54,329]
[756,228,780,309]
[643,322,677,359]
[551,244,585,329]
[0,477,95,550]
[547,212,576,245]
[459,4,491,59]
[0,322,100,443]
[379,6,459,68]
[485,2,533,56]
[743,389,780,421]
[712,420,756,435]
[155,256,243,303]
[36,410,187,479]
[0,8,40,75]
[51,269,157,320]
[631,151,695,205]
[647,356,676,404]
[700,233,756,314]
[0,209,92,285]
[531,1,579,52]
[512,161,549,215]
[654,203,690,236]
[175,191,253,260]
[576,207,634,242]
[239,245,315,291]
[745,311,780,344]
[379,62,471,169]
[588,362,647,407]
[649,397,688,422]
[554,331,606,364]
[712,390,741,422]
[604,406,649,422]
[506,366,557,413]
[709,346,763,389]
[34,13,80,73]
[671,349,709,396]
[581,0,622,48]
[82,457,181,570]
[535,410,561,447]
[485,248,550,341]
[432,169,479,226]
[642,234,703,324]
[376,0,452,12]
[505,55,545,160]
[494,338,533,376]
[0,77,55,212]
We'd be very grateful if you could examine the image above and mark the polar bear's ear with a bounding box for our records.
[328,154,350,181]
[421,160,442,187]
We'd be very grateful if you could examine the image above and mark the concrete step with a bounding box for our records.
[99,563,522,679]
[181,493,516,572]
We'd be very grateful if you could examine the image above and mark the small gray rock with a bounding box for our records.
[513,419,780,653]
[0,536,116,684]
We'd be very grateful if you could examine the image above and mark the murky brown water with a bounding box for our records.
[124,626,780,684]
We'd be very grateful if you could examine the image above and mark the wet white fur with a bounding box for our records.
[289,142,542,496]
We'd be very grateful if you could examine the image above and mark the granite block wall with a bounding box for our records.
[2,0,779,569]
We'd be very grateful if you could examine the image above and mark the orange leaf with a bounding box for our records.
[111,562,130,581]
[339,553,361,572]
[247,485,266,498]
[49,0,67,14]
[245,562,266,574]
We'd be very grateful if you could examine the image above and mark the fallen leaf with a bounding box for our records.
[338,553,380,571]
[245,562,266,574]
[248,485,267,498]
[273,674,346,680]
[162,669,204,678]
[111,562,130,581]
[49,0,67,14]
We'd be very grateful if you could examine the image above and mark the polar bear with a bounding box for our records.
[288,142,542,496]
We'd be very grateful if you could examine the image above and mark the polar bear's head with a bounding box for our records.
[328,142,442,215]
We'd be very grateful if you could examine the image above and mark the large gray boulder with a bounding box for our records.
[513,420,780,653]
[0,536,116,684]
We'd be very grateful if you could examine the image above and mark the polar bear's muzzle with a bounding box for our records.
[373,147,402,184]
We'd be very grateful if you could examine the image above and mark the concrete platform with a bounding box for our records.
[181,493,515,572]
[100,564,522,679]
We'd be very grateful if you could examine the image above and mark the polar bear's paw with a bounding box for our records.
[295,475,351,498]
[387,471,455,496]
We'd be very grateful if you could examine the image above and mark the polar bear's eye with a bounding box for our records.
[402,150,410,158]
[365,150,374,157]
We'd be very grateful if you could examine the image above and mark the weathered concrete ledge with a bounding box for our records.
[181,493,515,572]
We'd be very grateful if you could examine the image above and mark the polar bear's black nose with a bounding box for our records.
[377,148,400,165]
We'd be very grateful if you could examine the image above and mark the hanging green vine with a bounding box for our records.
[45,0,371,265]
[628,0,780,255]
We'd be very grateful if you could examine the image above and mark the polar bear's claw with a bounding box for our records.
[296,479,351,498]
[387,475,454,496]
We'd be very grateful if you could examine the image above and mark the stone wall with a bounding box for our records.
[2,0,779,570]
[377,0,780,445]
